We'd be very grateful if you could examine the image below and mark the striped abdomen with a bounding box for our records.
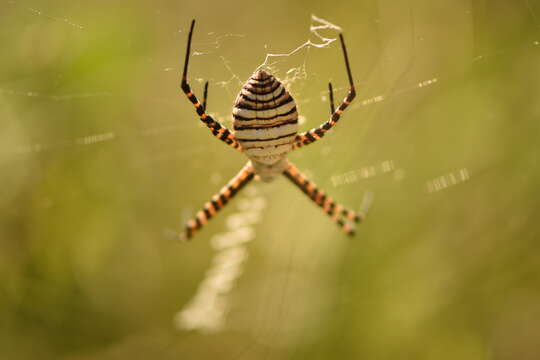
[233,70,298,168]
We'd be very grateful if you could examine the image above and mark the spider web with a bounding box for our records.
[1,1,540,359]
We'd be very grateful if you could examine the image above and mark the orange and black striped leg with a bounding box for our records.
[181,19,242,151]
[293,33,356,150]
[283,161,366,236]
[179,162,255,241]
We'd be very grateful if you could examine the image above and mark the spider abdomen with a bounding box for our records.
[233,70,298,171]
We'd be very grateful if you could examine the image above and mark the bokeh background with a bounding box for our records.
[2,0,540,359]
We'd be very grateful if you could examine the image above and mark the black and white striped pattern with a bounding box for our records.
[233,70,298,165]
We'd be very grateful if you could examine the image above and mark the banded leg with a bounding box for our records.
[293,33,356,150]
[283,161,366,236]
[179,162,255,241]
[181,19,242,151]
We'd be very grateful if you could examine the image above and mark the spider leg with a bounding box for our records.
[202,80,209,112]
[328,82,335,114]
[283,161,366,236]
[179,162,255,241]
[293,33,356,150]
[181,20,242,151]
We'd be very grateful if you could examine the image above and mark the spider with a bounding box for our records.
[178,19,367,240]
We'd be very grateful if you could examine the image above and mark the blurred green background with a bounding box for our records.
[1,0,540,359]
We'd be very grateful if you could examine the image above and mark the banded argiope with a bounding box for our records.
[179,19,367,240]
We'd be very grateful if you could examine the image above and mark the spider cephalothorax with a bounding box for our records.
[179,19,364,240]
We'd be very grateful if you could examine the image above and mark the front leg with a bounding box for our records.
[181,19,242,151]
[293,33,356,150]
